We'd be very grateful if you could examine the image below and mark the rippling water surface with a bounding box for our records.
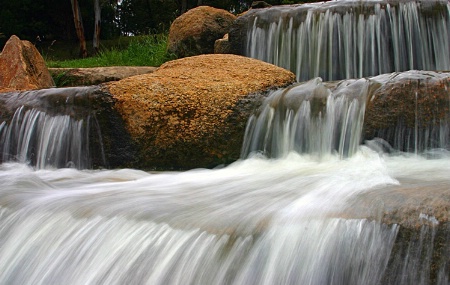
[0,147,449,284]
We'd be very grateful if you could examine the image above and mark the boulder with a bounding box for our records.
[0,35,54,92]
[168,6,237,58]
[364,71,450,152]
[342,179,450,284]
[214,34,231,54]
[105,54,295,169]
[49,66,157,87]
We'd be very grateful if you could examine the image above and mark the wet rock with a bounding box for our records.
[364,71,450,152]
[228,9,257,55]
[343,181,450,228]
[105,54,295,169]
[342,180,450,284]
[168,6,237,58]
[49,66,157,87]
[0,35,54,93]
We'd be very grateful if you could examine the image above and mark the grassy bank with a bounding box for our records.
[45,35,175,68]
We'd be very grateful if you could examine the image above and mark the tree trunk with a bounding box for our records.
[70,0,88,58]
[93,0,101,54]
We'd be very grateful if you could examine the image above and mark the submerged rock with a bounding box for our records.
[168,6,237,58]
[0,35,54,92]
[105,54,295,169]
[364,71,450,152]
[342,180,450,285]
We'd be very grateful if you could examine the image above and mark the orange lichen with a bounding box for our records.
[104,54,295,168]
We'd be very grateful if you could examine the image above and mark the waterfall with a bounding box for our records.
[0,150,448,284]
[0,1,449,284]
[0,154,404,285]
[241,77,368,158]
[0,207,398,285]
[244,0,450,81]
[0,86,116,169]
[0,106,105,169]
[242,71,450,159]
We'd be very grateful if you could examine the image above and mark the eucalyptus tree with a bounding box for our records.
[70,0,88,57]
[71,0,120,57]
[94,0,101,54]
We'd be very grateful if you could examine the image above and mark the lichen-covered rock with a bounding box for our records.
[168,6,237,58]
[105,54,295,169]
[0,35,54,92]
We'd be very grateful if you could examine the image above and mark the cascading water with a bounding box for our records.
[243,0,450,81]
[0,75,449,284]
[241,77,368,158]
[0,106,96,169]
[0,0,450,284]
[0,86,112,169]
[0,153,403,285]
[242,70,450,158]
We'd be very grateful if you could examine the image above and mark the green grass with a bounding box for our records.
[45,35,176,68]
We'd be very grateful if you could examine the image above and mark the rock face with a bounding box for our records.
[364,71,450,152]
[214,34,231,54]
[342,179,450,285]
[0,35,54,92]
[168,6,237,58]
[105,54,295,169]
[49,66,157,87]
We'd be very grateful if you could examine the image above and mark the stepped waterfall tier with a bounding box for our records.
[242,71,450,158]
[233,0,450,81]
[0,106,98,169]
[0,86,136,169]
[0,72,448,284]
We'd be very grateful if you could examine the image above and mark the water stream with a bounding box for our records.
[0,81,449,283]
[244,0,450,81]
[0,0,449,284]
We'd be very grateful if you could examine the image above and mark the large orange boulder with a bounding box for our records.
[0,35,54,92]
[168,6,237,58]
[105,54,295,169]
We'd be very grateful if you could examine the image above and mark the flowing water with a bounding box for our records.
[0,150,446,285]
[0,81,449,284]
[241,77,368,158]
[1,0,450,283]
[0,146,449,284]
[244,0,450,81]
[0,106,97,169]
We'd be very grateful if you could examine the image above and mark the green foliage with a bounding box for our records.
[46,35,175,68]
[52,71,76,88]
